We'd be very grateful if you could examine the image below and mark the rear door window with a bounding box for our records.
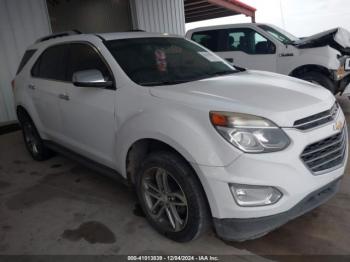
[31,44,68,81]
[191,30,221,51]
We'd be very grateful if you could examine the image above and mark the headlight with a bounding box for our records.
[230,184,282,206]
[210,112,290,153]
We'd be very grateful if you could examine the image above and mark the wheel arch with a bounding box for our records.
[126,138,194,185]
[289,64,333,79]
[125,138,213,217]
[16,104,48,140]
[16,105,32,124]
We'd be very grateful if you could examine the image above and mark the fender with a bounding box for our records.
[279,46,341,76]
[115,107,242,178]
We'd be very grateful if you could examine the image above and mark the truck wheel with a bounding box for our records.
[299,71,336,94]
[136,151,210,242]
[18,113,53,161]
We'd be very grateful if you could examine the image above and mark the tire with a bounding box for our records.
[18,112,53,161]
[299,71,336,94]
[136,151,210,242]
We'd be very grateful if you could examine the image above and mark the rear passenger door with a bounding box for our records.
[30,44,69,142]
[59,42,116,167]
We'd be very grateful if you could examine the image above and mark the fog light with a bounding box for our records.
[230,184,282,207]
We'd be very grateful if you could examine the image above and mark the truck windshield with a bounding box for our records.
[105,37,238,86]
[258,25,299,45]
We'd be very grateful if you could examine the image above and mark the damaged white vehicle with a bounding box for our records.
[186,24,350,94]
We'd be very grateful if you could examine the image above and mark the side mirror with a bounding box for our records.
[72,69,113,88]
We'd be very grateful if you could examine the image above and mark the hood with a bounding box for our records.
[149,70,335,127]
[295,27,350,55]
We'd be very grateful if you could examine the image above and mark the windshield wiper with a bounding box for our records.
[208,69,240,77]
[139,70,240,86]
[139,79,193,86]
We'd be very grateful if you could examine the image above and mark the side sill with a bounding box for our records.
[44,140,130,187]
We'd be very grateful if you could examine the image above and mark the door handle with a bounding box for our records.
[58,93,70,101]
[28,84,35,90]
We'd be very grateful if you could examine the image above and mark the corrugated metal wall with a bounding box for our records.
[0,0,51,123]
[130,0,185,35]
[48,0,133,33]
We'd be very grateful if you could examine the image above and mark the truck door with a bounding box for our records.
[191,28,277,72]
[217,28,277,72]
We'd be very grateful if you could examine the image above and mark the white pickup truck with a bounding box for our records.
[186,23,350,94]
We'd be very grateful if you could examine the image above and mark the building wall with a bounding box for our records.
[130,0,185,35]
[48,0,133,33]
[0,0,51,123]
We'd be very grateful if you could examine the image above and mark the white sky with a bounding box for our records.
[185,0,350,37]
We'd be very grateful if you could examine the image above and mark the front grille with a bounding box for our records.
[301,127,347,174]
[294,103,339,131]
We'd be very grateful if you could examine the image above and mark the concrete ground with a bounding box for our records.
[1,97,350,257]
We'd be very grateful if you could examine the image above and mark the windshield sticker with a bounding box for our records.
[155,49,167,72]
[198,51,222,62]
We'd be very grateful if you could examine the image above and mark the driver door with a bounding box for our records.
[59,43,116,168]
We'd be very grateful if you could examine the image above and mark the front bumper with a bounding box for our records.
[191,111,347,241]
[213,178,341,241]
[193,121,347,219]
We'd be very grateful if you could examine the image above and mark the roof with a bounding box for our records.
[184,0,256,23]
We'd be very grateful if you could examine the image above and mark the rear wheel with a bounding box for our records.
[299,71,336,94]
[18,113,53,161]
[136,151,210,242]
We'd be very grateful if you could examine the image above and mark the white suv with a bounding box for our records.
[186,24,350,94]
[13,31,347,242]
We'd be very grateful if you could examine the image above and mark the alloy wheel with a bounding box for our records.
[23,122,39,155]
[141,167,188,232]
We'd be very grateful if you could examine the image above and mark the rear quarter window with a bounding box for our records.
[16,49,36,75]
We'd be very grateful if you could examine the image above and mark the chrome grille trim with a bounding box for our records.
[301,129,345,157]
[301,127,347,175]
[304,138,346,164]
[294,103,339,131]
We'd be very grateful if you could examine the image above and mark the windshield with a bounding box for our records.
[258,25,299,45]
[105,37,238,86]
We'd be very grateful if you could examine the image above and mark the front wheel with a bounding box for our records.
[299,71,336,94]
[136,151,210,242]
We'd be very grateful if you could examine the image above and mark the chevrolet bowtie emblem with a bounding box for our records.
[334,120,344,131]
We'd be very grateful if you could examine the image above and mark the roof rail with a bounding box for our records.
[35,30,82,43]
[128,29,145,32]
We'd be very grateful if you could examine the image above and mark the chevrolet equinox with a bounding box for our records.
[13,31,348,242]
